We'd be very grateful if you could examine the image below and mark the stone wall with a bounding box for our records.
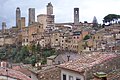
[38,67,61,80]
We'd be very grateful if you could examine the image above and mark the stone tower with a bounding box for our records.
[74,8,79,25]
[28,8,35,26]
[21,17,25,29]
[16,7,21,28]
[47,2,53,15]
[2,22,6,34]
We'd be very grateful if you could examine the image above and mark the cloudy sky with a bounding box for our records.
[0,0,120,28]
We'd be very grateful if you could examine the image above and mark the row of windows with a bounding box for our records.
[61,44,78,48]
[23,39,28,42]
[73,36,79,39]
[63,74,81,80]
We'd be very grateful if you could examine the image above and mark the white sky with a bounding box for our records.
[0,0,120,27]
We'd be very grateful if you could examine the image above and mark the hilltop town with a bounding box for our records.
[0,2,120,80]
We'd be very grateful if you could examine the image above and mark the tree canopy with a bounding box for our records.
[103,14,120,24]
[83,35,91,40]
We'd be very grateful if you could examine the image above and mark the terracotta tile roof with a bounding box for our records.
[0,67,31,80]
[59,52,117,73]
[12,65,31,77]
[107,69,120,80]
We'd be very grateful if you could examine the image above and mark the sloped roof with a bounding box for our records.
[0,67,31,80]
[58,52,117,73]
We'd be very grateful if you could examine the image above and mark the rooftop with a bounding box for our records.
[58,52,117,73]
[0,67,31,80]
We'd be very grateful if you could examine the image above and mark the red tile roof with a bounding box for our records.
[12,65,31,77]
[59,52,117,73]
[0,67,31,80]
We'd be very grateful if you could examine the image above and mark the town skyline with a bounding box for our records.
[0,0,120,28]
[0,1,120,80]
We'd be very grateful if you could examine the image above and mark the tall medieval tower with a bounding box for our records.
[47,2,53,15]
[28,8,35,26]
[16,7,21,28]
[2,22,6,34]
[74,8,79,25]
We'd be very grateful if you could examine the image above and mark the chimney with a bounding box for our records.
[1,61,8,67]
[67,55,70,61]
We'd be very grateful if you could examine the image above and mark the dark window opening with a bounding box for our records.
[58,61,60,64]
[26,39,28,42]
[63,74,66,80]
[56,39,58,41]
[76,78,81,80]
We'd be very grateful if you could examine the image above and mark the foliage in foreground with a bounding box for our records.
[0,44,55,66]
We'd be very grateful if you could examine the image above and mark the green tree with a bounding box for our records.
[31,44,37,54]
[83,35,91,40]
[103,14,120,25]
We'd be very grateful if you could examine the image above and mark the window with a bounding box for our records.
[76,78,81,80]
[89,47,91,51]
[98,36,100,39]
[58,61,60,64]
[56,39,58,41]
[26,39,28,42]
[23,39,25,42]
[69,76,73,80]
[63,74,66,80]
[76,11,78,14]
[84,47,86,49]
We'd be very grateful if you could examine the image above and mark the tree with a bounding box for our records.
[83,35,91,40]
[92,16,98,27]
[103,14,120,25]
[31,44,37,54]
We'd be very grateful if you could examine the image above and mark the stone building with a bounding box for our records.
[37,14,47,30]
[21,17,26,29]
[28,8,35,26]
[47,51,80,65]
[34,52,120,80]
[37,14,55,31]
[37,2,55,31]
[59,52,120,80]
[21,27,29,46]
[27,22,44,45]
[50,30,61,49]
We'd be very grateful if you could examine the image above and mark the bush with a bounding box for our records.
[83,35,91,40]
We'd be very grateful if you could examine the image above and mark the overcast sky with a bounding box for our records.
[0,0,120,28]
